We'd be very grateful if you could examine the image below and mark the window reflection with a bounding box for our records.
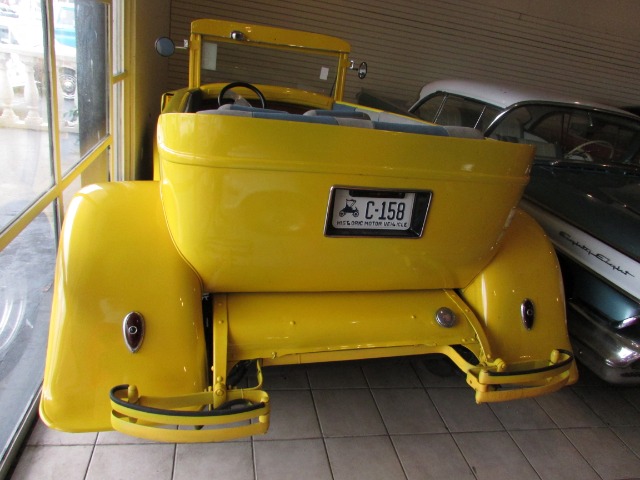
[76,1,108,156]
[57,1,109,172]
[0,206,56,451]
[0,2,50,233]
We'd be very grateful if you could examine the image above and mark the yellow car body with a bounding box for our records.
[40,18,577,443]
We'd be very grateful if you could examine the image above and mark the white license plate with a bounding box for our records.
[325,187,431,238]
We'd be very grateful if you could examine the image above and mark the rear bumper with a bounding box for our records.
[109,363,270,443]
[107,347,575,444]
[446,347,576,402]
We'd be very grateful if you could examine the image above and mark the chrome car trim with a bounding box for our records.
[616,315,640,329]
[571,336,640,383]
[521,299,535,330]
[521,201,640,303]
[415,79,638,117]
[568,300,640,369]
[123,312,145,353]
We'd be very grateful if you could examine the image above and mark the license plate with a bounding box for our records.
[325,187,432,238]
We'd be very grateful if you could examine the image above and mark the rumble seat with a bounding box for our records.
[197,105,483,139]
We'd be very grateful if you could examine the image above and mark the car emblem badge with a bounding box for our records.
[521,299,535,330]
[123,311,145,353]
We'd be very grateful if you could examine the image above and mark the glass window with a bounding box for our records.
[55,1,109,174]
[412,94,444,123]
[0,0,118,472]
[489,105,640,164]
[0,4,50,233]
[413,93,500,130]
[0,206,56,461]
[200,40,340,99]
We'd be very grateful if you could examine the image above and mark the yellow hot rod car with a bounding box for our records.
[39,19,577,443]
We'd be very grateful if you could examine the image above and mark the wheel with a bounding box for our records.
[218,82,266,108]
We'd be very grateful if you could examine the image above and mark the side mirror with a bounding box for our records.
[155,38,189,57]
[358,62,368,79]
[155,37,175,57]
[349,60,368,79]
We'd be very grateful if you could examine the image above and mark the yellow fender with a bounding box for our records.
[40,181,208,432]
[460,208,579,399]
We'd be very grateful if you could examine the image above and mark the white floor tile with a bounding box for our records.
[174,442,254,480]
[428,387,503,433]
[453,431,540,480]
[326,436,405,480]
[573,386,640,426]
[511,429,600,479]
[535,388,606,428]
[313,389,386,437]
[85,444,175,480]
[564,427,640,480]
[254,389,321,440]
[254,438,332,480]
[489,397,556,430]
[27,420,97,446]
[392,433,475,480]
[372,388,447,434]
[612,425,640,457]
[10,445,93,480]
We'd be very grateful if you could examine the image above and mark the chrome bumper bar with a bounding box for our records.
[568,300,640,384]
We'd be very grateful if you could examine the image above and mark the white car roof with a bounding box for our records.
[418,79,634,116]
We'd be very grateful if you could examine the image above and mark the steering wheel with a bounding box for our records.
[218,82,266,109]
[565,140,614,162]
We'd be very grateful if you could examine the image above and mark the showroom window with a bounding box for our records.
[0,0,125,474]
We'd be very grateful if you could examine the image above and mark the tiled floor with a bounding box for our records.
[9,356,640,480]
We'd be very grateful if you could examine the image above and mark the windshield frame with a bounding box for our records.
[188,19,351,102]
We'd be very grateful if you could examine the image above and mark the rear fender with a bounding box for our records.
[461,209,577,381]
[40,182,207,432]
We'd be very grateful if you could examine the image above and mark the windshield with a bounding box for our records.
[488,104,640,166]
[199,40,340,97]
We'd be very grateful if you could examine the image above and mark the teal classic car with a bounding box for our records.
[410,79,640,383]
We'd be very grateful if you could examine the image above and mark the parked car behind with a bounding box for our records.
[408,79,640,384]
